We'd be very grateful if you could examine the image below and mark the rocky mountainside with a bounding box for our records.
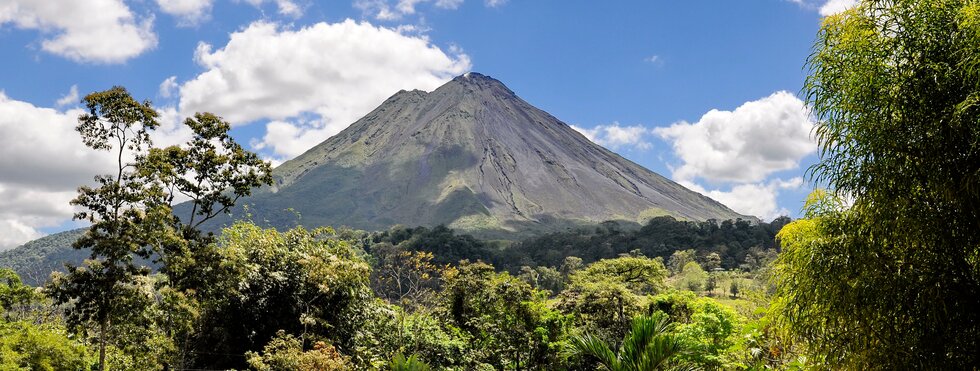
[201,72,747,236]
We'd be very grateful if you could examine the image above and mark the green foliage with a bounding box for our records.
[0,321,92,371]
[194,221,377,368]
[0,269,35,317]
[518,265,564,294]
[649,291,743,369]
[440,261,570,369]
[507,217,787,273]
[368,225,499,267]
[674,262,707,293]
[245,330,350,371]
[582,255,669,295]
[371,245,446,308]
[559,255,668,343]
[389,353,432,371]
[42,86,272,371]
[45,87,174,371]
[141,111,273,294]
[571,312,689,371]
[793,0,980,367]
[387,308,468,368]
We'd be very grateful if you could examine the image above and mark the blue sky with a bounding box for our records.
[0,0,856,249]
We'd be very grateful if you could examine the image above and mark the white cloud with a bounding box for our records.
[0,92,120,249]
[0,0,157,63]
[55,85,79,108]
[644,55,661,64]
[0,219,42,252]
[683,177,803,221]
[356,0,501,20]
[819,0,857,16]
[176,19,470,160]
[251,119,347,159]
[655,91,816,184]
[243,0,303,17]
[153,106,197,148]
[788,0,858,16]
[156,0,215,25]
[435,0,463,9]
[572,123,652,151]
[159,76,179,98]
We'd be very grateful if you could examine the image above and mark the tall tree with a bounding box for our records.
[47,87,273,370]
[775,0,980,368]
[141,112,272,294]
[47,87,171,371]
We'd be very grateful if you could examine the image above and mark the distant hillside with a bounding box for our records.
[0,229,86,286]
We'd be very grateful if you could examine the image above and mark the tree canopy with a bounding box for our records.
[774,0,980,368]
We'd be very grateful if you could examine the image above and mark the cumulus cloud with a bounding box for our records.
[435,0,464,9]
[0,92,120,249]
[355,0,500,20]
[156,0,215,25]
[0,0,157,63]
[55,85,79,108]
[572,123,652,151]
[0,219,42,252]
[655,91,816,184]
[788,0,858,16]
[682,177,803,221]
[242,0,302,17]
[819,0,857,16]
[159,76,179,98]
[250,119,343,160]
[176,19,470,160]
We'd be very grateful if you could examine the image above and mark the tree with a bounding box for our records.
[701,252,722,271]
[571,312,688,371]
[46,87,272,371]
[674,262,707,294]
[0,269,35,320]
[141,112,272,295]
[194,221,376,369]
[46,87,172,371]
[705,273,717,295]
[649,292,742,369]
[666,250,696,276]
[245,330,350,371]
[371,245,445,308]
[559,256,669,343]
[440,261,569,370]
[774,0,980,368]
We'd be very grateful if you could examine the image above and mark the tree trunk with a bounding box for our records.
[99,322,107,371]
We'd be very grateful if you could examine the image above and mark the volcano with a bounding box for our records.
[209,72,747,236]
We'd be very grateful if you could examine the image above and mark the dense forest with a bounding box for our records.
[3,0,980,369]
[0,216,786,287]
[363,216,787,273]
[1,218,785,370]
